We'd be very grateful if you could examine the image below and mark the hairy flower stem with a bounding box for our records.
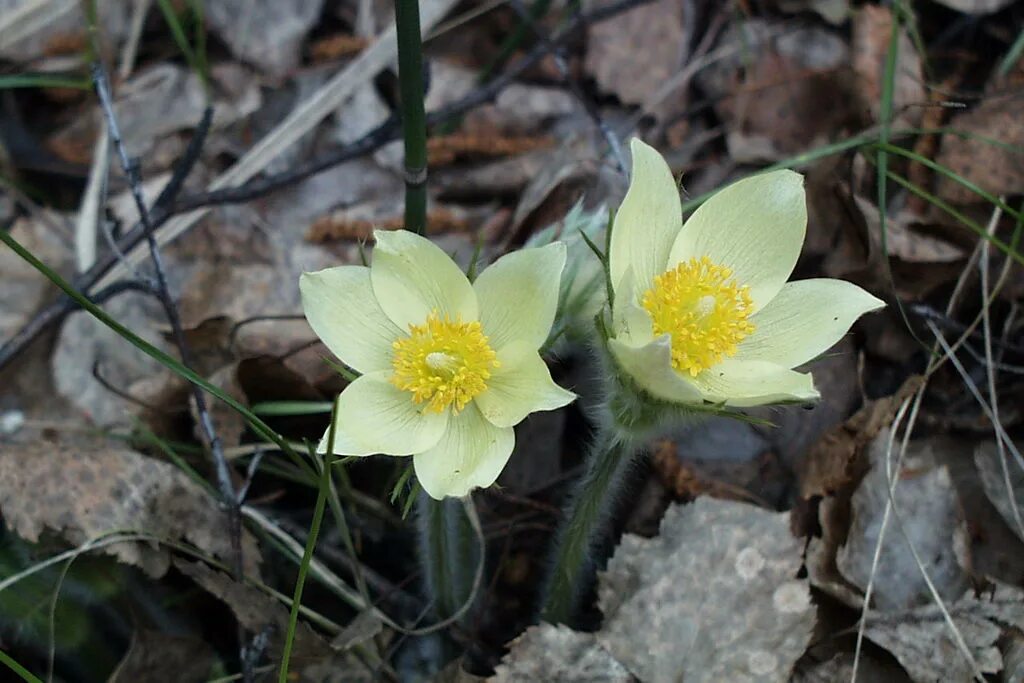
[540,425,637,625]
[417,493,480,626]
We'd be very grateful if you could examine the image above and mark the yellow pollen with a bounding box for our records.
[641,256,756,376]
[391,311,499,413]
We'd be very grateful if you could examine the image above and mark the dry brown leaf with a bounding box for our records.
[306,208,471,243]
[206,0,325,78]
[109,629,215,683]
[0,0,131,62]
[698,21,856,162]
[427,133,554,166]
[863,582,1024,682]
[0,439,260,577]
[495,499,814,680]
[308,33,369,62]
[799,375,923,499]
[791,651,908,682]
[773,0,850,24]
[583,0,688,113]
[597,498,816,682]
[648,436,773,506]
[176,560,334,670]
[491,624,631,683]
[419,61,575,137]
[432,148,557,206]
[52,289,176,427]
[852,195,966,264]
[835,430,971,611]
[0,215,71,339]
[974,440,1024,544]
[507,137,624,242]
[49,63,260,163]
[1004,630,1024,683]
[852,5,925,127]
[929,0,1015,14]
[936,93,1024,205]
[800,377,924,608]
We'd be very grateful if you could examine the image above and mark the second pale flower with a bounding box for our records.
[607,139,885,408]
[300,230,575,499]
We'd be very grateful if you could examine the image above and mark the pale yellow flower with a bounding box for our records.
[607,139,885,407]
[300,230,575,499]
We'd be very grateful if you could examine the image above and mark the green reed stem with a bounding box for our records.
[394,0,428,235]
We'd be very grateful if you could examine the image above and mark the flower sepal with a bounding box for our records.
[594,331,773,442]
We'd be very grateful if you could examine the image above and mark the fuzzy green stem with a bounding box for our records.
[394,0,428,235]
[417,493,480,626]
[540,428,636,625]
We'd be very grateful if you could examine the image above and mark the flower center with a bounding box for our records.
[391,312,499,413]
[641,256,756,376]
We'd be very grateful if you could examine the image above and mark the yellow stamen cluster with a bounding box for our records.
[391,312,499,413]
[641,256,756,376]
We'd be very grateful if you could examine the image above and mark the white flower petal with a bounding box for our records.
[609,139,682,298]
[608,335,703,404]
[413,403,514,499]
[691,359,819,407]
[737,279,885,368]
[370,229,478,329]
[611,266,654,347]
[474,341,575,428]
[324,372,449,456]
[473,241,566,351]
[316,422,378,457]
[300,266,403,374]
[668,170,807,311]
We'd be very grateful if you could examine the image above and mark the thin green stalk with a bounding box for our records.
[156,0,210,95]
[323,462,387,663]
[871,141,1024,227]
[0,227,316,482]
[884,168,1024,266]
[417,494,480,624]
[394,0,428,235]
[872,8,932,354]
[999,28,1024,78]
[478,0,552,83]
[541,429,635,625]
[0,649,41,683]
[278,399,340,682]
[0,74,90,90]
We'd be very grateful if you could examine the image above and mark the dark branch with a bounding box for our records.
[92,60,251,682]
[0,0,653,371]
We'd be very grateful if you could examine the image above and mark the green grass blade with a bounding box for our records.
[132,419,215,494]
[251,401,334,416]
[0,74,90,90]
[0,649,41,683]
[872,141,1024,227]
[680,133,878,213]
[678,125,1023,215]
[155,0,210,94]
[278,398,339,682]
[999,29,1024,78]
[885,169,1024,267]
[0,228,311,478]
[873,8,931,350]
